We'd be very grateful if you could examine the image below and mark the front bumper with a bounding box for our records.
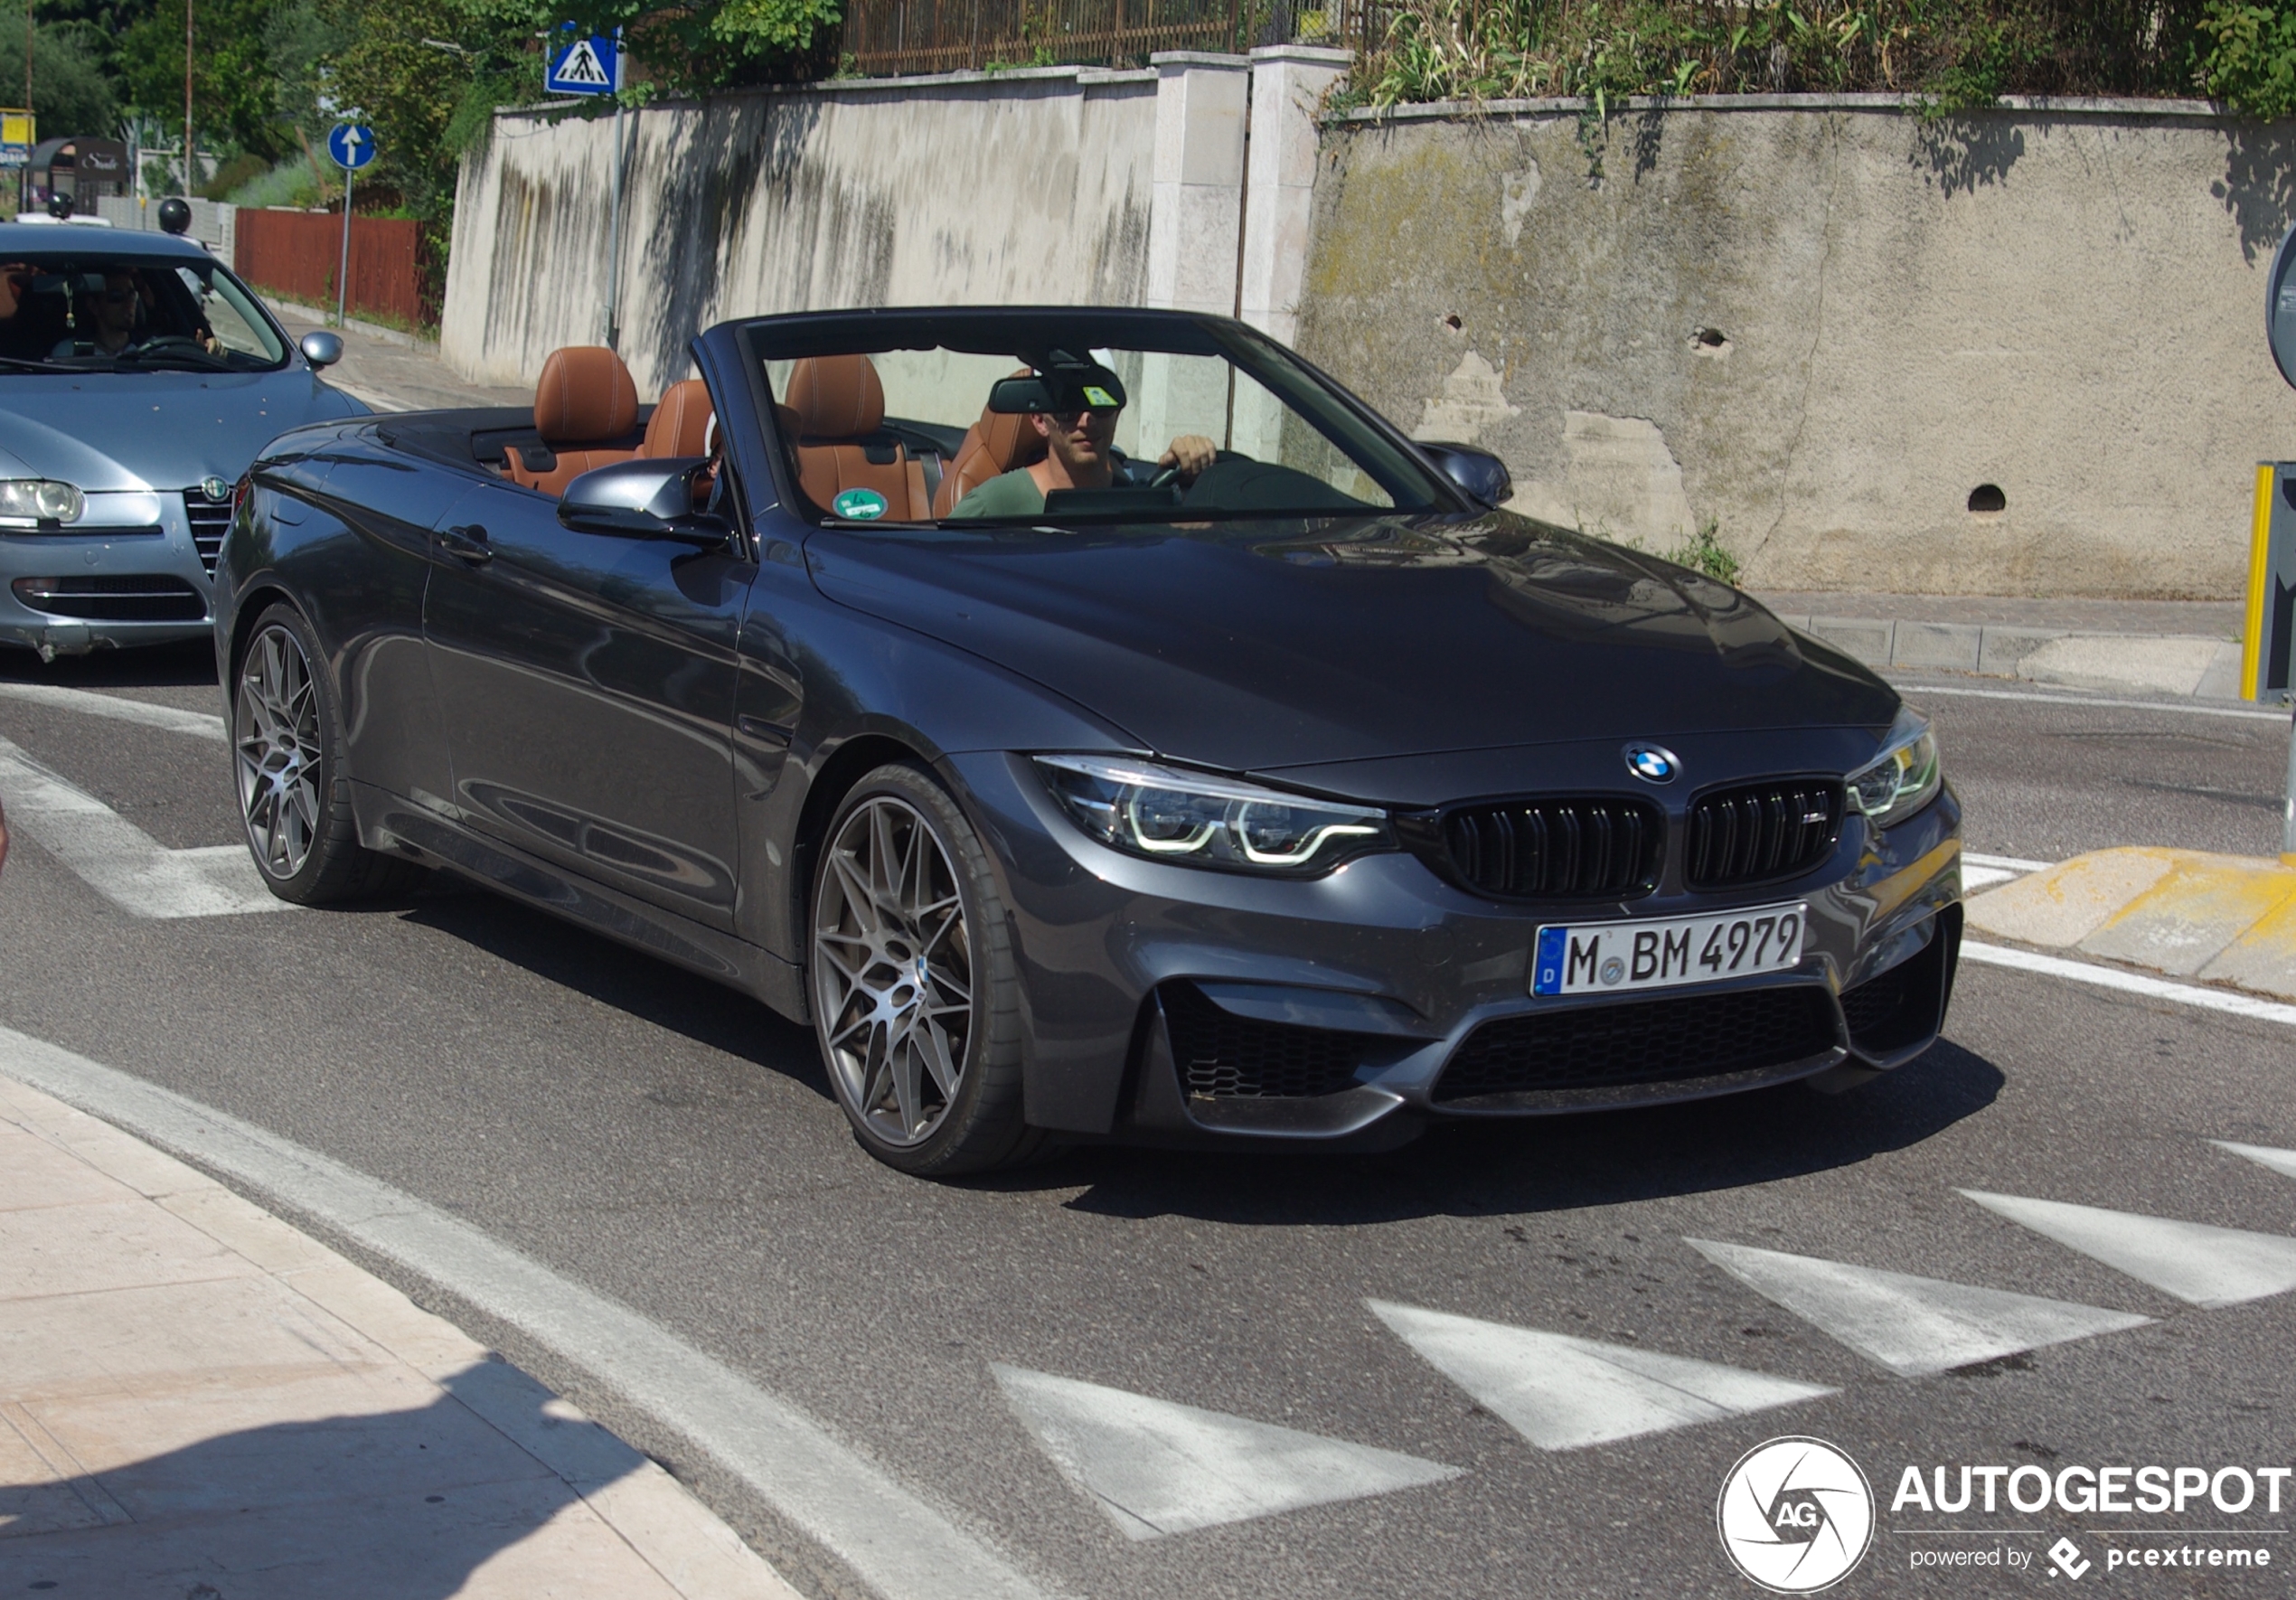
[948,750,1963,1147]
[0,495,220,654]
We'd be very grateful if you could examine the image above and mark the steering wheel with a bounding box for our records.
[1148,448,1243,492]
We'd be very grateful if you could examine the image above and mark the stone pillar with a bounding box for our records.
[1237,44,1350,350]
[1139,52,1250,457]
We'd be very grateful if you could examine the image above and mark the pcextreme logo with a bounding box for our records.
[1718,1436,1877,1593]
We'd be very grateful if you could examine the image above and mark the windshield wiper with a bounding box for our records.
[113,344,233,372]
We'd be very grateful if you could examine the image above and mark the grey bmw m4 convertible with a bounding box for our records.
[215,307,1962,1176]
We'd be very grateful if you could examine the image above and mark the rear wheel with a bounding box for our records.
[808,763,1037,1175]
[233,604,420,904]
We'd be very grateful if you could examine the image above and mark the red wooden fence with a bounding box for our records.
[233,208,430,329]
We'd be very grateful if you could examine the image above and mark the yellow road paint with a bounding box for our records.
[1962,848,2180,948]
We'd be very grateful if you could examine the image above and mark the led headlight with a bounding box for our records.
[1846,706,1942,830]
[0,479,85,527]
[1034,754,1392,874]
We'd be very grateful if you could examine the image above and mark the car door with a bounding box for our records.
[420,477,751,932]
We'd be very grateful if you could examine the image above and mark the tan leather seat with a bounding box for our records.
[642,379,715,458]
[785,355,930,520]
[934,378,1047,516]
[507,347,643,496]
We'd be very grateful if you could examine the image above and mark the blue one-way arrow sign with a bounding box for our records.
[325,123,377,170]
[547,33,619,95]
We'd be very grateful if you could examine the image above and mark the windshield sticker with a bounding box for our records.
[833,488,889,521]
[1081,385,1117,409]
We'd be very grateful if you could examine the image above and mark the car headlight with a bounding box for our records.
[0,479,84,527]
[1034,754,1392,874]
[1847,706,1942,830]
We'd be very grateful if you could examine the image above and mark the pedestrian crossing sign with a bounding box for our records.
[547,33,619,96]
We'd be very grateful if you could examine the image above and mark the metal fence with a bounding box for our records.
[234,209,432,329]
[839,0,1364,76]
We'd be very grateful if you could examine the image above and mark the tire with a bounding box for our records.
[808,762,1040,1176]
[231,603,422,905]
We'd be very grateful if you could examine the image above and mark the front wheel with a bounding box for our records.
[232,604,420,904]
[808,763,1036,1175]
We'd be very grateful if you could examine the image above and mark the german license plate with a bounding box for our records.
[1531,903,1808,996]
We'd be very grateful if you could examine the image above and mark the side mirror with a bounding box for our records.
[299,330,343,370]
[559,456,722,542]
[1419,441,1512,508]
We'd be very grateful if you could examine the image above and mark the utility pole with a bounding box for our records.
[182,0,193,195]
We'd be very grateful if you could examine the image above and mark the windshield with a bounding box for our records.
[0,252,288,372]
[748,312,1456,527]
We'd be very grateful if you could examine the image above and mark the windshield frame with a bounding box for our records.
[734,308,1477,529]
[0,249,295,374]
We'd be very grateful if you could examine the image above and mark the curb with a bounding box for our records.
[1773,613,2246,699]
[0,1069,802,1600]
[1964,847,2296,1001]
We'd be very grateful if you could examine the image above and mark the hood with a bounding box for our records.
[0,369,362,491]
[805,512,1900,773]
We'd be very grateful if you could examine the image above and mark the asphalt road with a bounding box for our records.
[2,643,2292,1599]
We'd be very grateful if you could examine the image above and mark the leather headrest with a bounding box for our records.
[974,408,1046,474]
[535,346,639,445]
[786,354,885,439]
[645,379,716,458]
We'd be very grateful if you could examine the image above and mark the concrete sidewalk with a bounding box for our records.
[0,1072,799,1598]
[271,303,530,416]
[1755,589,2252,701]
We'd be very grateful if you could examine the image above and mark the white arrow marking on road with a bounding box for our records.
[0,681,225,740]
[2215,1140,2296,1182]
[0,735,285,917]
[1686,1238,2151,1377]
[1367,1301,1834,1451]
[1961,1190,2296,1308]
[992,1364,1459,1539]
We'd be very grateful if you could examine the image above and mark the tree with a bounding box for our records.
[0,7,123,136]
[117,0,291,162]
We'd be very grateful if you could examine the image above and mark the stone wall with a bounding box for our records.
[443,66,1162,398]
[1296,98,2296,599]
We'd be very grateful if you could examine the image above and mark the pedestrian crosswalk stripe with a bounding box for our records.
[991,1365,1459,1540]
[1960,1190,2296,1308]
[2213,1140,2296,1182]
[1367,1301,1834,1451]
[1685,1238,2151,1377]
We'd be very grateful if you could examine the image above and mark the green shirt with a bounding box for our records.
[948,468,1046,519]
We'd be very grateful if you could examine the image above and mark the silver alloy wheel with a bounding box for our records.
[812,795,975,1147]
[234,624,325,880]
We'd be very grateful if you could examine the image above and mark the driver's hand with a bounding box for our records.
[0,265,30,320]
[201,333,221,355]
[1158,434,1218,483]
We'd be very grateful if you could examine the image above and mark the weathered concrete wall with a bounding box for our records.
[1296,99,2296,598]
[444,66,1159,397]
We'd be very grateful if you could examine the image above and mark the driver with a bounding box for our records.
[55,271,145,357]
[949,366,1217,519]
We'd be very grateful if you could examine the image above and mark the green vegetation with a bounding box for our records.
[1350,0,2279,116]
[0,6,121,136]
[1665,517,1741,586]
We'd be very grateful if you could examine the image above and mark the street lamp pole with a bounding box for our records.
[182,0,193,196]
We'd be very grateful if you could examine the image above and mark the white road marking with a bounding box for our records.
[1366,1301,1833,1451]
[1893,682,2291,724]
[1964,852,2056,873]
[0,735,285,918]
[1960,942,2296,1028]
[1961,1191,2296,1309]
[0,1027,1058,1600]
[2215,1140,2296,1181]
[992,1365,1457,1540]
[0,681,226,741]
[1684,1238,2151,1377]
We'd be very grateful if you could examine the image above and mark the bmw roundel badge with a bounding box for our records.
[1623,743,1680,784]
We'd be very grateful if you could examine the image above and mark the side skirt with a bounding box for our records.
[350,779,807,1024]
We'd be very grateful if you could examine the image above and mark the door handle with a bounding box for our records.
[440,523,492,565]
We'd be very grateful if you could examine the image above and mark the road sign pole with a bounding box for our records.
[604,94,625,347]
[336,164,352,328]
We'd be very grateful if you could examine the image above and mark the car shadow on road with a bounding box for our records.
[0,639,215,689]
[1039,1040,2005,1225]
[394,889,834,1099]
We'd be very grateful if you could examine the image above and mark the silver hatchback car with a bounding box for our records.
[0,221,365,657]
